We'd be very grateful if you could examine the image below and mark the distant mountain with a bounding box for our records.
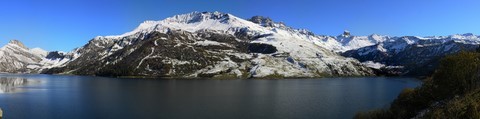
[342,34,480,76]
[0,40,74,73]
[0,40,47,73]
[43,11,373,78]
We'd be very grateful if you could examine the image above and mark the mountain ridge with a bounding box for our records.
[2,11,479,78]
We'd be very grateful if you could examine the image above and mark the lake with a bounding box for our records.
[0,74,421,119]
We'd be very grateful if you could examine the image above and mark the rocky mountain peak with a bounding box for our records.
[343,30,351,37]
[462,33,474,36]
[449,33,479,40]
[248,16,275,27]
[163,11,232,24]
[8,40,28,49]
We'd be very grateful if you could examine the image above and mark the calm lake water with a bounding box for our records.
[0,74,421,119]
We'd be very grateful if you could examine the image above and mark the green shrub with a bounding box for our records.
[425,89,480,119]
[390,88,430,118]
[430,51,480,98]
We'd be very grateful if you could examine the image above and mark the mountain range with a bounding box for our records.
[1,11,479,78]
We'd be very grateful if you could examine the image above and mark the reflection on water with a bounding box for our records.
[0,75,421,119]
[0,77,29,93]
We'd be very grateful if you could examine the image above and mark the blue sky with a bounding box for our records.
[1,0,479,51]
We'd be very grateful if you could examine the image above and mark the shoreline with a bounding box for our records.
[0,72,421,80]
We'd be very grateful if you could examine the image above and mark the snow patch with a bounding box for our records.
[362,61,385,69]
[194,40,232,47]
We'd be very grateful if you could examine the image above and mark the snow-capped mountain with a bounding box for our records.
[44,11,374,78]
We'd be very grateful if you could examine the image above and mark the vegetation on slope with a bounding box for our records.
[354,50,480,119]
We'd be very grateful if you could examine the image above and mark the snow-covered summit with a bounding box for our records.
[449,33,479,40]
[2,40,49,58]
[103,11,266,39]
[162,11,232,24]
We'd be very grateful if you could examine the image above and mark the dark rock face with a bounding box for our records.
[45,51,65,59]
[343,31,351,36]
[188,12,231,23]
[249,16,274,27]
[248,43,277,54]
